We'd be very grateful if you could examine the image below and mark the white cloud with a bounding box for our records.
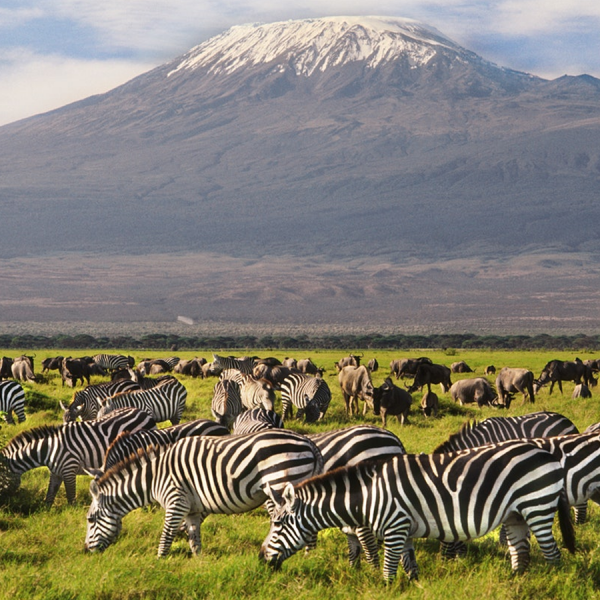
[0,49,153,126]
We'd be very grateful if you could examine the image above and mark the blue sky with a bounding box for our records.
[1,0,599,126]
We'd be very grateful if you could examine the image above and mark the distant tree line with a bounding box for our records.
[0,332,599,352]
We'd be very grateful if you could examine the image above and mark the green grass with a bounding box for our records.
[1,348,600,599]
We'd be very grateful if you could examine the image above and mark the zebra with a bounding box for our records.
[92,354,133,372]
[97,377,187,425]
[163,356,180,370]
[0,380,26,424]
[212,354,256,375]
[239,375,276,411]
[1,407,156,506]
[211,378,243,428]
[432,411,579,454]
[61,379,141,422]
[84,429,324,557]
[231,408,284,435]
[280,372,331,422]
[260,441,575,582]
[97,419,230,472]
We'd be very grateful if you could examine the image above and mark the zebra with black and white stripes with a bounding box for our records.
[84,429,324,556]
[97,378,187,425]
[212,354,255,375]
[1,407,156,506]
[260,441,575,582]
[61,379,141,422]
[280,372,331,422]
[433,411,579,454]
[0,380,26,424]
[97,419,230,472]
[231,408,284,435]
[211,378,243,428]
[92,354,133,372]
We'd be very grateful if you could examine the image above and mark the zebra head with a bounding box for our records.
[259,482,310,569]
[84,478,123,553]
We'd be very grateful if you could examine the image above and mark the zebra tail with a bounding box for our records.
[557,489,576,554]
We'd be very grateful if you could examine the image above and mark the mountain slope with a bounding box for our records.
[1,16,600,328]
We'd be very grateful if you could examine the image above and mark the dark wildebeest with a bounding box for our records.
[42,356,64,375]
[61,357,91,387]
[534,358,595,395]
[495,367,535,408]
[390,357,432,379]
[11,355,36,383]
[372,378,412,426]
[338,365,374,417]
[421,391,439,417]
[367,358,379,373]
[335,354,363,372]
[175,359,204,378]
[0,357,14,380]
[407,363,451,394]
[253,364,298,390]
[450,361,474,374]
[137,359,172,376]
[255,357,282,368]
[450,377,497,408]
[484,365,496,376]
[297,358,321,376]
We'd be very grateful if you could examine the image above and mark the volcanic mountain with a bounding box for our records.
[1,16,600,331]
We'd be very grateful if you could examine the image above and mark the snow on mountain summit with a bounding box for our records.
[168,16,465,78]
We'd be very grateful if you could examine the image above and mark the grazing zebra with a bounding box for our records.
[97,419,230,471]
[84,429,324,556]
[280,372,331,422]
[163,356,180,370]
[97,378,187,425]
[432,411,579,454]
[92,354,133,372]
[212,354,255,375]
[260,441,575,582]
[0,380,26,424]
[1,408,156,506]
[240,375,276,411]
[231,408,284,435]
[211,378,243,428]
[61,379,141,422]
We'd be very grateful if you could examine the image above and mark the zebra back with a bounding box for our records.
[92,354,132,372]
[280,372,331,422]
[232,408,284,435]
[0,380,26,424]
[433,411,578,453]
[213,354,256,375]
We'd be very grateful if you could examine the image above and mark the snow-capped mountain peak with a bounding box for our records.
[168,16,464,77]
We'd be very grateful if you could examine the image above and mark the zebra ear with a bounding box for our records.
[263,483,284,507]
[85,468,104,480]
[89,479,100,498]
[282,482,296,507]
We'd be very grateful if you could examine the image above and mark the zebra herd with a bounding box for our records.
[4,352,600,588]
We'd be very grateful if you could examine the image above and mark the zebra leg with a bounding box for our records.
[503,518,531,573]
[573,502,588,525]
[4,412,15,425]
[184,514,203,556]
[400,540,418,580]
[527,515,562,566]
[303,532,318,555]
[45,472,65,506]
[440,540,467,558]
[158,504,188,557]
[382,524,411,583]
[356,526,380,568]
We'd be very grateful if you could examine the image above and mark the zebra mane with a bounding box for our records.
[296,456,388,490]
[5,424,63,448]
[432,420,481,453]
[97,443,162,485]
[104,429,134,456]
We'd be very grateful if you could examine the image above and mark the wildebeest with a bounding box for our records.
[282,357,298,369]
[297,358,322,376]
[572,384,592,399]
[367,358,379,373]
[495,367,535,408]
[534,358,595,395]
[338,365,374,417]
[450,377,497,408]
[390,357,432,379]
[450,361,473,374]
[174,358,205,378]
[0,357,14,380]
[11,356,36,383]
[373,378,412,426]
[61,357,91,387]
[137,359,172,376]
[484,365,496,375]
[407,363,451,394]
[253,364,298,390]
[335,354,363,372]
[421,391,439,417]
[41,356,64,375]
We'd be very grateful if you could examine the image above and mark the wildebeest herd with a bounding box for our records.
[1,350,600,585]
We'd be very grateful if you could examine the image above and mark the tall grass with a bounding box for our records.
[1,348,600,599]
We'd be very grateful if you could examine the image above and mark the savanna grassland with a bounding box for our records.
[1,347,600,600]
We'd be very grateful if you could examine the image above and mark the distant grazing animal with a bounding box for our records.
[0,380,26,424]
[282,358,298,369]
[11,355,36,383]
[407,363,451,394]
[252,364,297,390]
[372,378,412,426]
[450,361,473,373]
[484,365,496,375]
[534,358,595,395]
[41,356,64,375]
[93,354,133,372]
[337,365,375,417]
[84,430,324,557]
[212,354,255,375]
[450,377,497,408]
[137,359,171,376]
[260,441,574,581]
[572,384,592,399]
[420,391,439,417]
[281,372,331,422]
[495,367,535,407]
[297,358,321,376]
[174,359,205,377]
[389,357,432,380]
[231,408,285,435]
[61,357,91,387]
[0,357,14,380]
[1,407,156,506]
[367,358,379,373]
[335,354,362,372]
